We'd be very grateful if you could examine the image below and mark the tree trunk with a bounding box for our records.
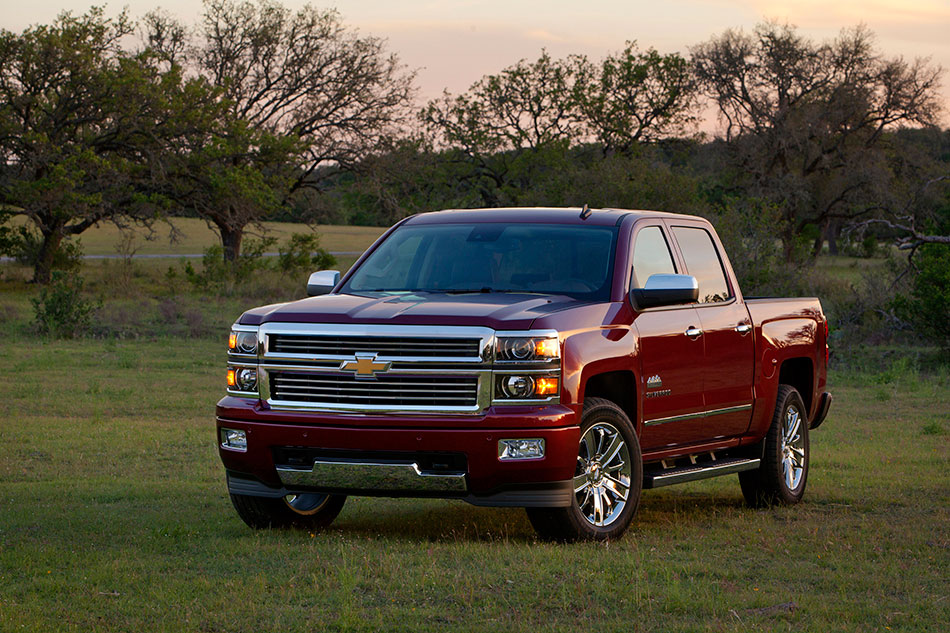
[33,229,64,284]
[811,220,827,258]
[827,221,840,256]
[219,225,244,263]
[781,224,797,263]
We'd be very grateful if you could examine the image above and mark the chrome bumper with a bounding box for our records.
[276,458,468,493]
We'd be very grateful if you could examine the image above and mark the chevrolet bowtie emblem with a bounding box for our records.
[340,353,391,378]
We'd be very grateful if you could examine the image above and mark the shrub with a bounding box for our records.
[5,226,83,273]
[184,237,276,293]
[31,271,100,338]
[895,244,950,352]
[276,232,336,277]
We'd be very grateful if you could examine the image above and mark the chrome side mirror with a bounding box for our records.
[631,273,698,309]
[307,270,340,296]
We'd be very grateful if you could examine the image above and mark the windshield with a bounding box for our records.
[342,222,618,301]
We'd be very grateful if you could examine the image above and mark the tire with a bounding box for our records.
[739,385,810,508]
[230,492,347,530]
[526,398,643,542]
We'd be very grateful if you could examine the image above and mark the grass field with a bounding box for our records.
[0,339,946,632]
[5,216,386,256]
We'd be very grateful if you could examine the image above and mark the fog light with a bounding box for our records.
[498,438,545,460]
[220,428,247,451]
[503,375,535,398]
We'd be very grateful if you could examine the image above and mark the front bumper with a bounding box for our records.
[217,400,580,508]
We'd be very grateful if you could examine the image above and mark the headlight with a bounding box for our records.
[496,335,559,362]
[228,330,258,355]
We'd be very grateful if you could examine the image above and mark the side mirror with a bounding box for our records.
[631,274,698,309]
[307,270,340,296]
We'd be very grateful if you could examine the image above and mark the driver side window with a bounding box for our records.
[632,226,676,288]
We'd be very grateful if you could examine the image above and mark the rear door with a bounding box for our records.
[669,223,755,437]
[629,223,706,451]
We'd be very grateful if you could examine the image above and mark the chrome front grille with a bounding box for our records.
[270,373,479,407]
[269,334,480,358]
[258,323,494,414]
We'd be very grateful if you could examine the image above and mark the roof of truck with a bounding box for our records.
[402,207,704,227]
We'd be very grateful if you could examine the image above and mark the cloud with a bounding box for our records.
[729,0,950,26]
[523,29,569,43]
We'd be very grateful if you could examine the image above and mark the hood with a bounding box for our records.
[238,291,584,330]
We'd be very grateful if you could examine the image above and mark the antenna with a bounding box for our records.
[579,204,591,220]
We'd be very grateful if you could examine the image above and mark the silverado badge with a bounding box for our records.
[340,353,391,378]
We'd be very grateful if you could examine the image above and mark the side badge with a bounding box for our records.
[646,375,663,389]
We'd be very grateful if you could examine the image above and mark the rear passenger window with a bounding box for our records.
[632,226,676,288]
[671,227,731,303]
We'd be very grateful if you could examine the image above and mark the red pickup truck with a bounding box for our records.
[218,207,831,541]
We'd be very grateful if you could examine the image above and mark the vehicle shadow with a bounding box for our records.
[323,488,754,543]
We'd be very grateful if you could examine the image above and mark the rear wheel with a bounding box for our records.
[739,385,810,507]
[527,398,642,542]
[230,492,346,529]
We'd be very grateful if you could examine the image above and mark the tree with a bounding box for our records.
[423,51,581,154]
[146,0,416,262]
[692,22,944,260]
[0,8,172,283]
[572,42,698,154]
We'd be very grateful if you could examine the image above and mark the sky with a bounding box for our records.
[5,0,950,130]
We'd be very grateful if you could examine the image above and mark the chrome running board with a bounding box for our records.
[644,457,760,489]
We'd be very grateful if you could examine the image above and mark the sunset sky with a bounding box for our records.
[5,1,949,130]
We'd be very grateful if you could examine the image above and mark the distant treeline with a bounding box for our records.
[0,0,948,289]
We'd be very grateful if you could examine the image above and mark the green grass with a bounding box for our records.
[6,216,385,256]
[0,340,946,632]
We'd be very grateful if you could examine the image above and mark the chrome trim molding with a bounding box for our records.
[644,403,752,427]
[277,460,468,493]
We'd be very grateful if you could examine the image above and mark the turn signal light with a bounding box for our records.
[535,377,559,396]
[228,333,237,349]
[227,369,236,387]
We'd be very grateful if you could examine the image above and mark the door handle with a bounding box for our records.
[685,327,703,339]
[736,323,752,335]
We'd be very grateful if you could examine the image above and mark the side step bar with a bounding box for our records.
[643,457,760,489]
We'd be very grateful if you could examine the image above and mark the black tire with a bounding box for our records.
[739,385,810,508]
[526,397,643,542]
[230,492,346,529]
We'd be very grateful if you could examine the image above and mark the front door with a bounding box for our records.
[629,222,708,451]
[636,307,708,451]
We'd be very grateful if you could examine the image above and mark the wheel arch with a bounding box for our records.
[580,370,638,433]
[778,357,814,414]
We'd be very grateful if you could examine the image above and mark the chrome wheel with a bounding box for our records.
[284,493,331,516]
[574,422,632,527]
[781,403,806,491]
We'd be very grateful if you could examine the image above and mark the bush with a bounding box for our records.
[707,197,809,295]
[184,237,276,293]
[276,232,336,277]
[4,226,83,272]
[895,244,950,352]
[31,271,100,338]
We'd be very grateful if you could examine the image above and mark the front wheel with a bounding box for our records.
[230,492,347,529]
[739,385,810,507]
[526,398,642,542]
